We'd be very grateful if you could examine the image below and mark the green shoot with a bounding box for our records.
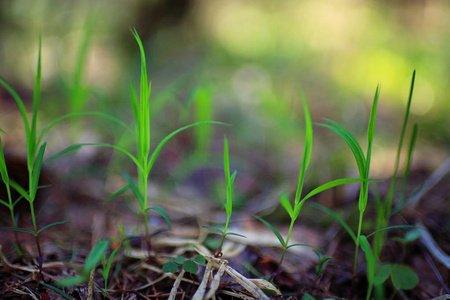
[374,71,416,258]
[318,84,380,271]
[100,244,121,292]
[58,240,109,287]
[203,135,245,257]
[256,94,363,272]
[313,250,332,277]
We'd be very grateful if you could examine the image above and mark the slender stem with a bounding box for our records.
[278,218,296,270]
[354,210,364,272]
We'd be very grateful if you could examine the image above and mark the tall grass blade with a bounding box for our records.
[121,171,145,210]
[0,136,10,185]
[301,178,365,202]
[29,35,42,166]
[294,95,313,206]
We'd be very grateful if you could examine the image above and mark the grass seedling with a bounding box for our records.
[58,240,109,287]
[318,84,380,272]
[203,136,245,257]
[256,94,364,274]
[100,244,121,293]
[0,37,70,271]
[374,71,417,257]
[58,28,227,251]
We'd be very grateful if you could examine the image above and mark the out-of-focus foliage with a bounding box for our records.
[0,0,448,184]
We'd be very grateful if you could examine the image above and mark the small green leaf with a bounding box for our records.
[122,171,145,209]
[84,240,108,274]
[254,215,286,248]
[37,221,70,234]
[390,264,419,290]
[57,275,86,287]
[30,143,47,200]
[280,194,293,218]
[405,229,421,242]
[360,235,375,283]
[174,256,185,264]
[163,261,178,273]
[146,206,171,230]
[224,232,247,238]
[183,259,199,274]
[374,264,391,285]
[9,181,31,202]
[0,226,35,235]
[193,255,206,266]
[302,293,316,300]
[203,226,224,235]
[286,243,314,250]
[106,185,131,203]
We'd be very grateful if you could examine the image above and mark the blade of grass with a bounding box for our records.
[254,216,286,248]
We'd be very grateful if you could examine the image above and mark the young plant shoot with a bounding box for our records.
[204,136,245,257]
[256,94,363,273]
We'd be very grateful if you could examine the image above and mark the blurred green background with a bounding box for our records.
[0,0,449,204]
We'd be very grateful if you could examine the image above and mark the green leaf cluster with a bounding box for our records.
[162,255,206,274]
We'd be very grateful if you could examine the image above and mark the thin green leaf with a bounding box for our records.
[37,221,70,234]
[0,77,31,145]
[280,194,294,218]
[30,142,47,200]
[84,240,109,274]
[57,275,86,287]
[286,243,314,250]
[318,120,365,177]
[38,112,132,146]
[403,123,418,180]
[0,227,35,235]
[294,94,313,206]
[0,136,10,185]
[254,215,286,248]
[0,199,10,207]
[309,203,356,243]
[29,35,42,163]
[203,226,224,235]
[224,232,247,238]
[40,282,75,300]
[302,178,364,202]
[121,171,145,209]
[9,181,31,202]
[360,235,375,284]
[106,185,131,203]
[147,121,228,174]
[366,225,415,238]
[146,206,171,230]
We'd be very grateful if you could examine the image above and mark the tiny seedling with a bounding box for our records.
[203,136,246,257]
[58,240,109,287]
[100,244,121,293]
[256,94,363,272]
[313,250,332,277]
[163,255,206,274]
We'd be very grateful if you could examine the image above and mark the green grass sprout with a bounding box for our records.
[203,135,245,257]
[318,84,380,271]
[58,240,109,287]
[53,28,227,251]
[256,94,364,274]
